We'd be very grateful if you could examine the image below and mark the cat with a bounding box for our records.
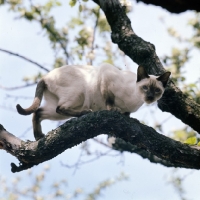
[16,63,171,140]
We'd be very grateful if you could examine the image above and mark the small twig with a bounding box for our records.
[72,149,85,174]
[18,126,32,138]
[61,149,118,170]
[0,48,49,72]
[39,17,70,65]
[89,7,100,65]
[93,137,112,148]
[160,115,173,124]
[5,94,33,100]
[0,82,36,90]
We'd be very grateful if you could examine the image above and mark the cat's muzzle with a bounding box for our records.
[145,96,155,104]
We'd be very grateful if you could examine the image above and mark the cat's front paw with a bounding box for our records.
[80,109,93,115]
[110,107,122,113]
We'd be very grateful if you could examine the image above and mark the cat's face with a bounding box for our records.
[137,77,165,104]
[136,66,171,104]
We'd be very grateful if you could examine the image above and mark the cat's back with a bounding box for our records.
[45,64,95,78]
[44,65,97,85]
[97,63,137,83]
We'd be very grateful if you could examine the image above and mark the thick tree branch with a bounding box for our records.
[136,0,200,14]
[112,138,193,168]
[1,111,200,173]
[94,137,187,168]
[93,0,200,133]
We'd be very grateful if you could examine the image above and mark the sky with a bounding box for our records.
[0,0,200,200]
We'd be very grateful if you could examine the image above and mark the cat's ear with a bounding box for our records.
[157,71,171,87]
[137,65,149,82]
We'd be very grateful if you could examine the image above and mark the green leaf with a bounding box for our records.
[0,0,5,4]
[98,16,110,33]
[79,4,82,12]
[184,137,197,145]
[56,1,61,6]
[69,0,77,7]
[68,17,84,28]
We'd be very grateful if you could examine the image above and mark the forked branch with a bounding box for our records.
[93,0,200,133]
[1,111,200,173]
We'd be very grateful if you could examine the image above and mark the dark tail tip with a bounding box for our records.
[16,104,32,115]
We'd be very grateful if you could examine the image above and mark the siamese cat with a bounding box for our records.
[16,63,171,140]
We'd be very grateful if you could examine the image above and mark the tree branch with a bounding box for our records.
[93,137,185,168]
[1,111,200,173]
[2,0,200,174]
[0,48,49,72]
[112,138,193,168]
[93,0,200,133]
[89,7,100,65]
[136,0,200,14]
[0,82,36,90]
[38,16,70,65]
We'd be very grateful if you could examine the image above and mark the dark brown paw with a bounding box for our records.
[110,107,122,112]
[80,109,93,115]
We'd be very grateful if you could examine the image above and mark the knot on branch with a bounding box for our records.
[111,33,120,43]
[136,42,155,61]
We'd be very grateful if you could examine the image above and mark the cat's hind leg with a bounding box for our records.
[56,105,92,117]
[104,90,122,112]
[32,108,45,141]
[56,95,92,117]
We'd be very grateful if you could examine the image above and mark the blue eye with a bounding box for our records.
[155,88,161,93]
[142,85,148,90]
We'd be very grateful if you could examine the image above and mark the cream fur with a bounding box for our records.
[17,63,169,140]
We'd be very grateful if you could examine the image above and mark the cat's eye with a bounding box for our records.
[155,88,161,93]
[142,85,148,90]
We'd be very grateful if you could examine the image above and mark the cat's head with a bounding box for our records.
[136,65,171,104]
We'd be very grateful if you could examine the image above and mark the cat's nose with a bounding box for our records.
[147,95,154,101]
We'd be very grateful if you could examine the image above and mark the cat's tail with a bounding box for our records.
[16,79,45,115]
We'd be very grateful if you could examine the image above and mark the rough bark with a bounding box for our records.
[1,0,200,172]
[136,0,200,13]
[1,111,200,173]
[93,0,200,133]
[112,138,195,169]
